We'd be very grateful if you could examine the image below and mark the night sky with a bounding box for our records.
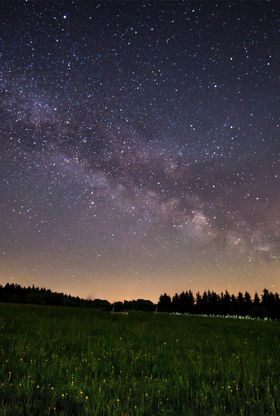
[0,1,279,301]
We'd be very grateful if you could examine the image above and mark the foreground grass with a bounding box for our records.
[0,304,280,415]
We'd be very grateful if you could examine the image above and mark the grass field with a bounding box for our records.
[0,304,280,415]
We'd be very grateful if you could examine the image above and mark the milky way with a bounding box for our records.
[0,1,279,300]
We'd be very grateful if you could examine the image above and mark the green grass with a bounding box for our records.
[0,304,280,415]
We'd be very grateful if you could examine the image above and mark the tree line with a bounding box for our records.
[1,283,280,318]
[158,289,280,319]
[0,283,111,310]
[0,283,154,312]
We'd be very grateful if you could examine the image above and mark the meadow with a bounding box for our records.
[0,304,280,416]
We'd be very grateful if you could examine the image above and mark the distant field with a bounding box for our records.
[0,304,280,415]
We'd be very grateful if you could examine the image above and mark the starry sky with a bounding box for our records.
[0,1,279,301]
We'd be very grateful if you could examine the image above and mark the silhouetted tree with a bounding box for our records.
[172,293,180,312]
[157,293,172,312]
[254,292,260,306]
[244,291,252,314]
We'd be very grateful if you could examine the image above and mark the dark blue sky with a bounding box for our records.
[0,1,279,300]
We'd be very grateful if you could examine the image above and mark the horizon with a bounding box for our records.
[1,280,278,304]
